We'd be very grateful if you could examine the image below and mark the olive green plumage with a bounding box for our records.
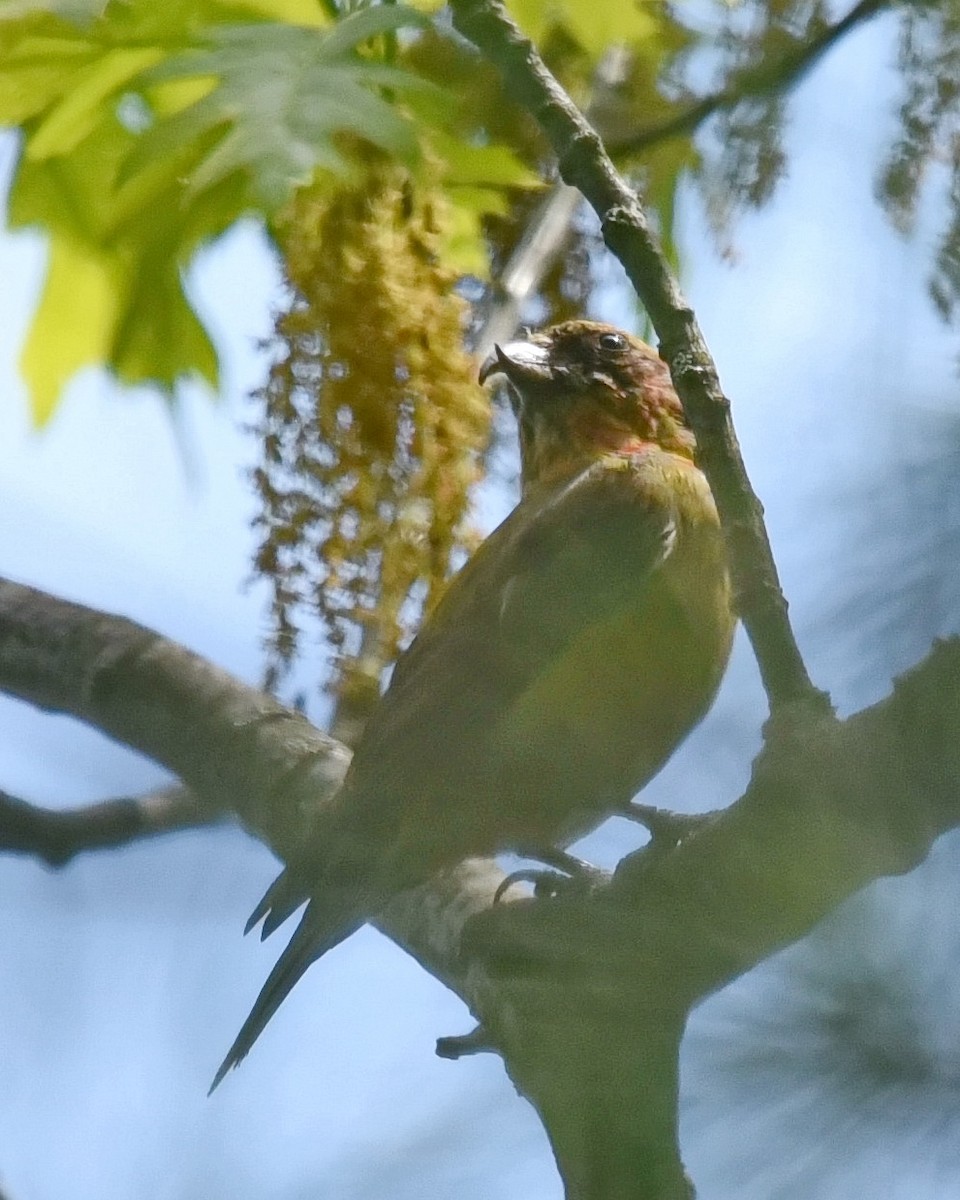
[212,321,734,1090]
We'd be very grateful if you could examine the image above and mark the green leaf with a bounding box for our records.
[11,112,232,422]
[130,12,438,208]
[0,0,104,22]
[506,0,658,58]
[429,130,538,188]
[112,248,219,391]
[17,217,221,425]
[214,0,329,23]
[20,234,121,425]
[0,23,99,124]
[428,138,539,279]
[27,46,164,159]
[442,191,505,277]
[310,3,429,58]
[0,0,444,418]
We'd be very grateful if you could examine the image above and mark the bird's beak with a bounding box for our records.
[478,340,552,387]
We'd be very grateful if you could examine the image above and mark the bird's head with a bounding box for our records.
[479,320,694,491]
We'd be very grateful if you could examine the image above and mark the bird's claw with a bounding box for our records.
[494,852,609,903]
[495,867,565,902]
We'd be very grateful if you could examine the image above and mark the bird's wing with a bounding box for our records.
[212,456,684,1089]
[249,456,679,931]
[351,454,678,779]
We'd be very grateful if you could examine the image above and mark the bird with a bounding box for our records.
[211,319,734,1090]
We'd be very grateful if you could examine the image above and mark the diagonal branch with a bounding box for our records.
[0,577,346,857]
[479,0,892,365]
[449,0,831,721]
[611,0,891,158]
[0,575,506,996]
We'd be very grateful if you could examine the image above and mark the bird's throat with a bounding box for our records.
[520,408,662,491]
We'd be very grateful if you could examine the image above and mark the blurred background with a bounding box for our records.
[2,1,960,1197]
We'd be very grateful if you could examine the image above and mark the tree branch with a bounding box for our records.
[0,577,347,858]
[610,0,891,158]
[460,640,960,1200]
[449,0,831,720]
[478,0,892,362]
[0,575,507,995]
[2,588,960,1197]
[0,783,221,867]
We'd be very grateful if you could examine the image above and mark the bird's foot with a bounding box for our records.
[494,867,567,902]
[622,802,714,849]
[494,846,608,903]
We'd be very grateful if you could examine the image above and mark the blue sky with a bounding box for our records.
[2,9,960,1198]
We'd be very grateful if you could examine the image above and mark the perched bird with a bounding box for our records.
[212,320,734,1089]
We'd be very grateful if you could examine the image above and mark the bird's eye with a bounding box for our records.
[598,332,627,352]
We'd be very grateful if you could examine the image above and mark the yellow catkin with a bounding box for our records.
[252,163,490,736]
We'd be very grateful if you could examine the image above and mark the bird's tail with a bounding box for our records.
[244,864,309,939]
[209,887,364,1093]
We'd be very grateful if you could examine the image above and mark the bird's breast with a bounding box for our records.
[490,497,732,843]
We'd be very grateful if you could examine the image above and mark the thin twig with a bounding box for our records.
[611,0,891,157]
[0,784,223,868]
[449,0,833,718]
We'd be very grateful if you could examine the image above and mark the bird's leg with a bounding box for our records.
[494,845,609,903]
[622,802,715,848]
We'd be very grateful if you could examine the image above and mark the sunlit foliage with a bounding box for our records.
[877,0,960,318]
[4,0,957,706]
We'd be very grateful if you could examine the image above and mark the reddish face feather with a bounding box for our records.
[484,320,694,490]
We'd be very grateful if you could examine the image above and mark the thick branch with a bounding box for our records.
[0,576,505,994]
[0,578,347,858]
[462,641,960,1199]
[449,0,829,718]
[3,584,960,1198]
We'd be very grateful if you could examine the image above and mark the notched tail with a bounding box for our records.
[244,866,309,939]
[210,894,364,1094]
